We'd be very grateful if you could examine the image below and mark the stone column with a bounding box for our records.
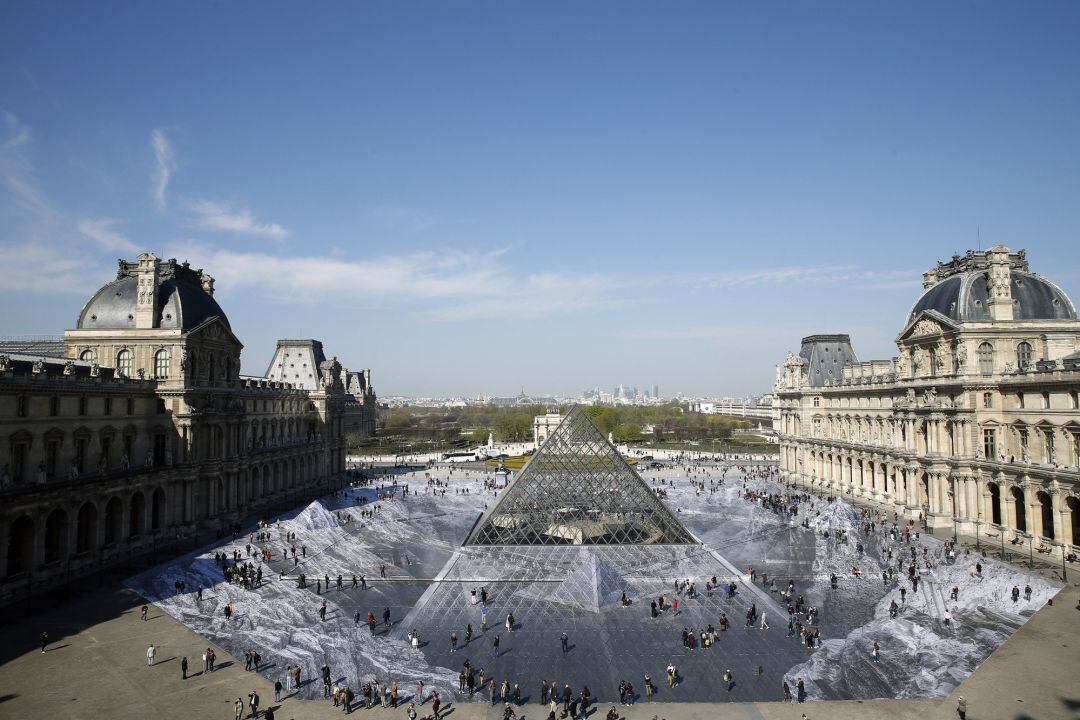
[1059,494,1073,547]
[1024,483,1039,537]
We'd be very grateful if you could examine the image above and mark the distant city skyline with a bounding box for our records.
[2,3,1079,397]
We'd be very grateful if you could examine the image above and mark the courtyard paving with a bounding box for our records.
[1,462,1077,719]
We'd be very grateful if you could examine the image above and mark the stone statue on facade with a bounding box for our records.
[912,348,926,376]
[955,342,968,371]
[895,352,909,377]
[137,367,146,380]
[68,460,79,481]
[923,387,938,406]
[121,452,130,471]
[37,461,47,485]
[0,354,10,371]
[97,453,107,475]
[63,360,75,376]
[144,450,153,468]
[90,362,100,377]
[32,357,46,374]
[0,464,9,488]
[1021,443,1030,464]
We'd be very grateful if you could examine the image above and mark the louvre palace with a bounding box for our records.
[775,246,1080,556]
[0,252,376,600]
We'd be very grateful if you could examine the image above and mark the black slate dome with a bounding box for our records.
[77,258,230,331]
[908,268,1076,324]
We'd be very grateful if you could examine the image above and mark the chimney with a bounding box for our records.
[134,252,159,328]
[986,245,1014,321]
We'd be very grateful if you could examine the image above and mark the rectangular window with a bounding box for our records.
[78,396,87,416]
[46,440,59,477]
[103,397,112,416]
[75,438,87,473]
[1072,391,1080,409]
[49,396,59,417]
[123,435,134,465]
[982,428,996,460]
[1045,431,1055,464]
[1073,433,1080,467]
[100,437,112,470]
[126,397,135,415]
[1017,393,1024,409]
[1043,392,1051,410]
[153,434,166,467]
[16,395,28,418]
[12,443,27,483]
[983,392,993,409]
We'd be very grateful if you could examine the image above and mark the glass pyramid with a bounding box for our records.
[465,406,696,545]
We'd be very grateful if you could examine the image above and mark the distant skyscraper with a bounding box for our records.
[652,384,659,398]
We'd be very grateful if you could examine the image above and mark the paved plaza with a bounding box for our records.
[1,460,1077,720]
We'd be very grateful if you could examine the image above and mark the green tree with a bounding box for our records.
[585,405,619,435]
[612,422,643,443]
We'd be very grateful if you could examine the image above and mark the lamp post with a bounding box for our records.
[1025,532,1034,570]
[973,518,982,550]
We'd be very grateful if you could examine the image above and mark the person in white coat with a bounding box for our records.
[147,644,156,666]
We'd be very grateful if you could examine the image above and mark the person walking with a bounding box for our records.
[141,604,148,621]
[760,613,769,630]
[234,698,244,720]
[40,631,48,653]
[147,644,156,666]
[560,632,569,654]
[249,689,260,718]
[181,656,188,680]
[492,633,501,658]
[450,631,458,653]
[275,679,283,703]
[957,695,967,719]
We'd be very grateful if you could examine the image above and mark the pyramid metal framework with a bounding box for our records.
[465,407,696,545]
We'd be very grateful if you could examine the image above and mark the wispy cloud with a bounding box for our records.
[78,217,138,252]
[0,240,100,294]
[150,128,175,210]
[189,200,289,239]
[163,243,626,321]
[2,110,31,150]
[692,265,921,290]
[0,110,59,223]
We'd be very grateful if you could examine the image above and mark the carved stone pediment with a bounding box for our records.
[896,309,960,344]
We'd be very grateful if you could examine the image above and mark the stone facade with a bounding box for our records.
[534,413,562,448]
[264,339,376,437]
[775,247,1080,557]
[0,253,356,598]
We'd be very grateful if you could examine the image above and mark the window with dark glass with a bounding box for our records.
[978,342,994,376]
[1016,341,1033,370]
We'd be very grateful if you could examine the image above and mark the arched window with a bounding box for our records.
[116,349,133,377]
[977,342,994,376]
[154,349,170,379]
[929,347,939,376]
[1016,341,1033,371]
[79,349,96,362]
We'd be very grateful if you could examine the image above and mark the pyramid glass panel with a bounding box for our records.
[465,406,696,545]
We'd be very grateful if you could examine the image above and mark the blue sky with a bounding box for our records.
[2,2,1078,397]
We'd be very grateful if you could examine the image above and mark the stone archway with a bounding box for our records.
[130,491,145,537]
[988,482,1002,525]
[151,488,166,531]
[44,509,69,565]
[1036,491,1054,540]
[104,497,123,544]
[1011,486,1027,533]
[6,515,35,577]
